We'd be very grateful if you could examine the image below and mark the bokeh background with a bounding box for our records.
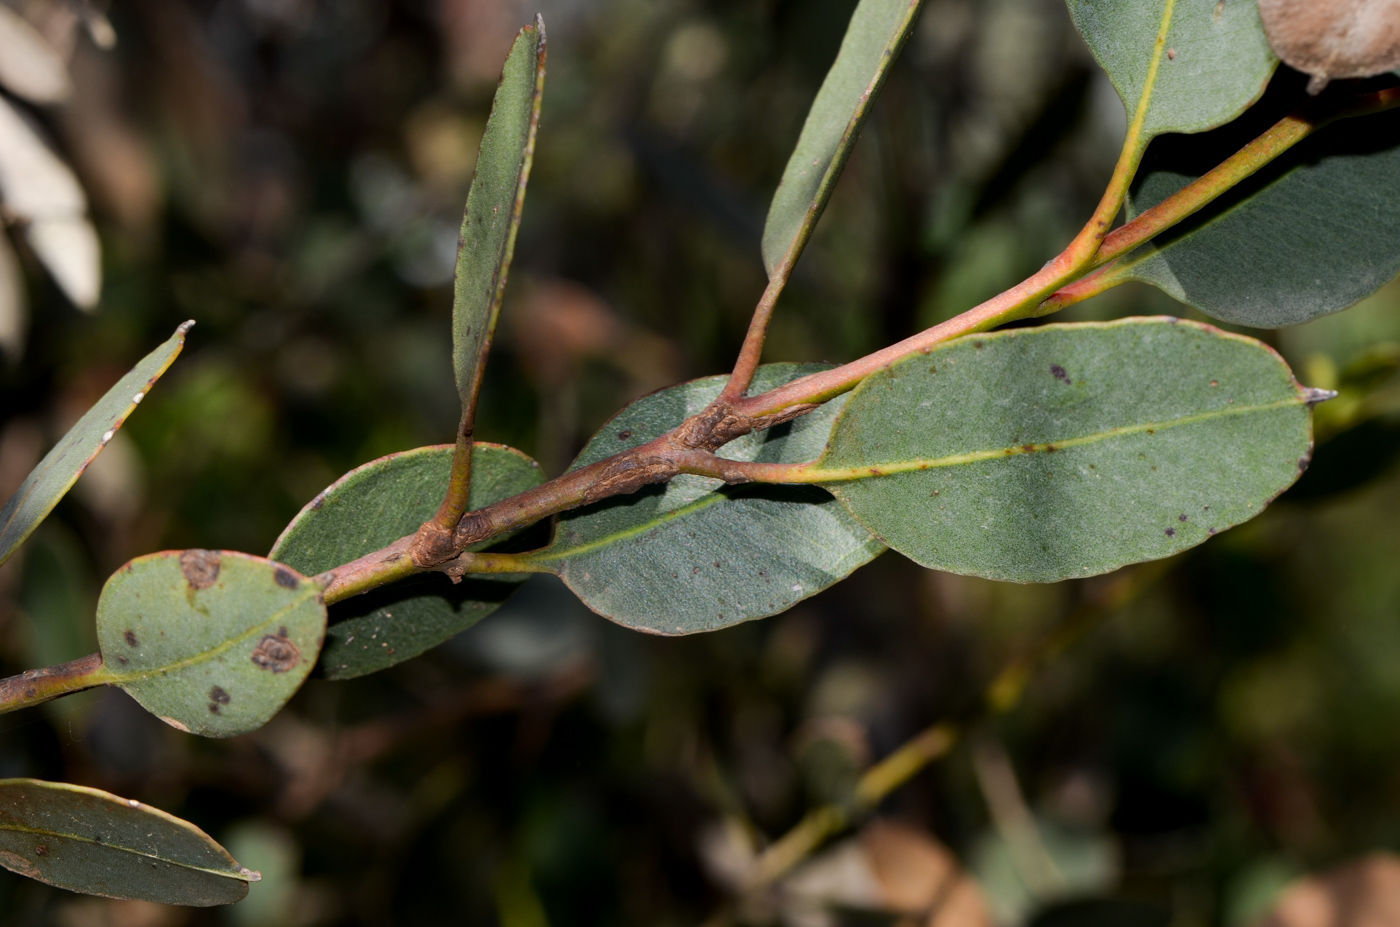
[2,0,1400,925]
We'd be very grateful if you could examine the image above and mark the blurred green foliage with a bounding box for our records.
[2,0,1400,924]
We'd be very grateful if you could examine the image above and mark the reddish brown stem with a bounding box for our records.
[0,654,109,713]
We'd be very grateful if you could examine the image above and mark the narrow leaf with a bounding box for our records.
[1120,101,1400,327]
[0,778,258,906]
[452,19,545,415]
[818,319,1316,583]
[0,322,190,569]
[762,0,921,278]
[1067,0,1276,139]
[526,365,884,634]
[270,444,544,679]
[95,550,326,737]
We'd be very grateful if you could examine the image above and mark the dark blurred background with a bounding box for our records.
[2,0,1400,925]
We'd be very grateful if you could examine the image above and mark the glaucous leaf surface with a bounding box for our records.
[96,550,325,736]
[1120,103,1400,327]
[1067,0,1276,138]
[270,444,544,678]
[818,319,1315,582]
[0,322,189,568]
[762,0,921,278]
[0,778,258,905]
[452,19,544,410]
[525,365,884,634]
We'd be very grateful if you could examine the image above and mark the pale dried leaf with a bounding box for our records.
[0,231,25,358]
[25,216,100,310]
[0,94,86,218]
[0,6,72,103]
[1259,0,1400,92]
[780,820,992,927]
[1256,853,1400,927]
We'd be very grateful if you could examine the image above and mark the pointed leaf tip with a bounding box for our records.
[820,319,1315,583]
[0,779,257,905]
[1305,387,1339,405]
[762,0,921,278]
[0,324,189,568]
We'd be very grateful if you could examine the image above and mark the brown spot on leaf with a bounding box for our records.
[124,630,138,648]
[33,846,47,857]
[617,429,632,440]
[209,686,231,704]
[310,493,326,511]
[0,850,39,877]
[1179,514,1188,522]
[274,567,299,590]
[1050,364,1071,384]
[251,634,302,673]
[179,549,221,589]
[1165,527,1176,537]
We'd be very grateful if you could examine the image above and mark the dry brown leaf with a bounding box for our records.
[862,820,994,927]
[1256,852,1400,927]
[1259,0,1400,94]
[780,819,992,927]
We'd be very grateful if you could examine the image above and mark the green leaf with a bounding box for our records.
[0,778,258,905]
[0,321,190,569]
[1067,0,1276,139]
[817,319,1315,583]
[762,0,921,278]
[1119,102,1400,328]
[270,444,544,679]
[95,550,326,736]
[452,18,544,412]
[525,365,884,634]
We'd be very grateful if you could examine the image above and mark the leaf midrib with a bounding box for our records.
[0,822,247,881]
[102,588,319,684]
[812,395,1303,481]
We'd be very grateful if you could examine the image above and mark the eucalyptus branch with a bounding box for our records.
[2,81,1388,721]
[321,89,1392,605]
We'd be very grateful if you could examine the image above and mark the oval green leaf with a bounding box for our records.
[0,778,258,905]
[95,550,326,737]
[270,444,544,679]
[0,321,190,568]
[816,319,1316,583]
[525,365,884,634]
[453,18,544,413]
[1068,0,1276,139]
[1119,103,1400,328]
[762,0,921,279]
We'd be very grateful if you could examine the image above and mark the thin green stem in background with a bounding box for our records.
[737,560,1169,893]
